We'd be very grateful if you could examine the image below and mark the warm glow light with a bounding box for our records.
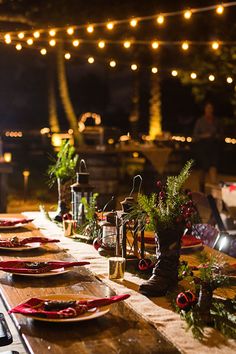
[4,34,11,44]
[15,43,22,51]
[123,41,131,48]
[151,67,158,74]
[33,31,40,38]
[171,70,178,77]
[27,38,33,45]
[87,25,94,33]
[152,41,159,49]
[18,32,24,39]
[106,22,114,30]
[72,39,80,47]
[88,56,94,64]
[64,52,71,60]
[187,137,192,142]
[98,40,105,48]
[67,27,74,35]
[209,74,215,81]
[227,76,233,83]
[133,152,139,158]
[182,41,189,50]
[157,15,164,24]
[40,127,50,134]
[212,41,219,50]
[130,18,138,27]
[68,129,73,134]
[131,64,138,71]
[23,170,30,177]
[40,48,47,55]
[190,72,197,79]
[216,5,224,14]
[108,138,114,144]
[109,60,116,67]
[49,29,56,37]
[3,153,12,163]
[49,39,56,46]
[184,10,192,19]
[51,134,62,147]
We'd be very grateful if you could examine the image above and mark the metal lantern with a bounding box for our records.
[71,159,94,225]
[120,175,145,261]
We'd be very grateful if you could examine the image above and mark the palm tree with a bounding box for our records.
[48,54,60,132]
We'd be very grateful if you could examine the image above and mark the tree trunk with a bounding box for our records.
[57,42,82,145]
[149,74,162,139]
[48,54,60,133]
[129,73,140,140]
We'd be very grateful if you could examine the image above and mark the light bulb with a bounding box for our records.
[151,67,158,74]
[190,72,197,79]
[227,76,233,83]
[109,60,116,67]
[98,40,105,48]
[123,41,131,48]
[40,48,47,55]
[184,10,192,19]
[49,29,56,37]
[106,22,114,30]
[72,39,80,47]
[130,18,138,27]
[15,43,22,51]
[27,38,33,45]
[131,64,138,71]
[182,41,189,50]
[152,41,159,49]
[87,25,94,33]
[209,74,215,81]
[172,70,178,77]
[64,52,71,60]
[212,41,219,50]
[33,31,40,38]
[88,56,94,64]
[216,5,224,15]
[157,15,164,24]
[49,39,56,46]
[67,27,74,35]
[4,34,11,44]
[18,32,24,39]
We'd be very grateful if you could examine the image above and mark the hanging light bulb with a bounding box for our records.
[190,72,197,79]
[67,27,74,35]
[109,60,116,67]
[156,15,164,25]
[106,22,114,30]
[152,41,159,49]
[182,41,189,50]
[40,48,47,55]
[184,10,192,19]
[227,76,233,83]
[72,39,80,47]
[171,70,178,77]
[33,31,40,38]
[49,39,56,46]
[209,74,215,81]
[212,41,219,50]
[64,52,71,60]
[87,25,94,33]
[15,43,22,51]
[18,32,24,39]
[98,40,105,48]
[49,29,56,37]
[123,41,131,48]
[131,64,138,71]
[88,56,95,64]
[130,18,138,27]
[216,5,224,15]
[4,33,11,44]
[151,67,158,74]
[27,38,33,45]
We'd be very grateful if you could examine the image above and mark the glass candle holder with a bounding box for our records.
[108,257,126,280]
[63,220,77,237]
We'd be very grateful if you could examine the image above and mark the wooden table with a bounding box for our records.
[0,215,179,354]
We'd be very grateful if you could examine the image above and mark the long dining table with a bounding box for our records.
[0,212,236,354]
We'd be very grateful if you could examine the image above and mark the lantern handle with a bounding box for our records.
[102,196,115,214]
[79,159,88,173]
[129,175,142,197]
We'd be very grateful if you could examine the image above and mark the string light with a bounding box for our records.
[109,60,116,67]
[87,25,94,33]
[182,41,189,50]
[151,67,158,74]
[184,10,192,19]
[98,40,105,48]
[156,15,165,24]
[190,72,197,79]
[171,70,178,76]
[88,56,95,63]
[212,41,219,50]
[27,38,33,45]
[123,40,131,48]
[64,52,71,60]
[152,41,159,49]
[131,64,138,71]
[72,39,80,47]
[130,18,138,27]
[49,39,56,46]
[15,43,22,51]
[33,31,40,38]
[18,32,24,39]
[216,5,224,14]
[49,29,56,37]
[4,34,11,44]
[227,76,233,83]
[106,22,114,30]
[40,48,47,55]
[67,27,74,35]
[209,74,215,81]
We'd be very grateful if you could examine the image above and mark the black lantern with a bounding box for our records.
[71,159,94,225]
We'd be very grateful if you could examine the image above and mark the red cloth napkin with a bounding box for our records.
[0,260,90,274]
[181,235,202,247]
[0,237,60,248]
[9,294,130,319]
[0,218,33,226]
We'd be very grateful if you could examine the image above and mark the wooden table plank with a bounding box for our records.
[0,215,179,354]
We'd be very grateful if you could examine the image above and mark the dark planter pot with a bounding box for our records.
[54,178,72,222]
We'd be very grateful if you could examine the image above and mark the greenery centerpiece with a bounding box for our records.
[47,140,78,221]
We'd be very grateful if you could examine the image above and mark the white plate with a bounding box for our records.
[0,218,28,229]
[10,267,70,277]
[0,242,41,251]
[20,294,110,322]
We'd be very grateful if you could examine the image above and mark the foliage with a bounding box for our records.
[47,140,78,187]
[79,193,101,240]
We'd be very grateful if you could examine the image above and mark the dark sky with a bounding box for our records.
[0,0,235,134]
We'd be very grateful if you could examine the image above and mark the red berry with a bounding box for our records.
[156,181,162,189]
[93,238,101,251]
[62,213,72,220]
